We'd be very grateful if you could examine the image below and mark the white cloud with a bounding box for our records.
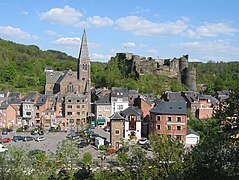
[87,16,113,27]
[179,40,239,55]
[90,53,111,62]
[40,5,82,25]
[0,26,38,40]
[122,42,136,48]
[184,23,238,38]
[147,49,159,55]
[46,30,58,36]
[51,37,81,46]
[21,11,29,15]
[115,16,188,36]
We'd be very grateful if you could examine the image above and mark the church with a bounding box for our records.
[44,29,91,127]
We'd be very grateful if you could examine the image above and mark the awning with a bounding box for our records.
[97,118,106,124]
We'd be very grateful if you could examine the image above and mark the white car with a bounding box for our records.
[138,138,148,145]
[0,144,8,152]
[35,136,46,142]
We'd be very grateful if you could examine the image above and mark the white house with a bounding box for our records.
[111,87,129,115]
[121,106,143,141]
[186,128,200,146]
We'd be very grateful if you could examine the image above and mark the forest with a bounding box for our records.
[0,38,239,95]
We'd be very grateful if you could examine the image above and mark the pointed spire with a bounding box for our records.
[77,29,90,79]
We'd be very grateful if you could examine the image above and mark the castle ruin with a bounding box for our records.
[115,53,197,91]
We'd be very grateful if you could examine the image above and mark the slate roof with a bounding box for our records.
[121,106,143,117]
[110,112,125,120]
[36,94,47,106]
[45,71,63,84]
[65,92,87,100]
[95,94,110,104]
[0,101,9,109]
[111,87,128,97]
[187,128,200,136]
[150,101,187,115]
[8,97,22,104]
[199,95,218,105]
[9,92,21,98]
[22,92,38,102]
[163,91,186,102]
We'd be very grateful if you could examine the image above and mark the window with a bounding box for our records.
[67,83,73,92]
[82,111,85,116]
[67,112,72,116]
[117,105,123,110]
[167,135,172,140]
[150,123,153,128]
[167,117,172,122]
[157,115,161,121]
[177,117,182,122]
[68,99,71,103]
[129,115,136,130]
[77,105,80,108]
[36,113,39,118]
[176,135,182,141]
[67,105,72,109]
[176,126,182,131]
[115,129,120,135]
[150,114,153,120]
[36,106,39,110]
[82,105,85,108]
[167,125,172,130]
[77,100,80,103]
[77,112,80,115]
[26,112,31,116]
[156,125,161,130]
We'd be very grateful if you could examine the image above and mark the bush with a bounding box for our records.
[99,145,108,150]
[16,127,23,132]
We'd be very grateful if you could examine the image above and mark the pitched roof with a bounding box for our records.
[187,128,200,136]
[22,92,38,102]
[45,71,63,84]
[95,94,110,104]
[110,112,125,120]
[150,101,187,115]
[121,106,142,117]
[78,29,90,62]
[36,94,47,106]
[163,91,186,102]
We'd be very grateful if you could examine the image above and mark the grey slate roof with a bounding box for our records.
[121,106,142,117]
[45,71,63,84]
[0,101,9,109]
[187,128,200,136]
[163,91,186,102]
[110,112,125,120]
[22,92,38,102]
[150,101,187,115]
[9,92,21,98]
[111,87,128,97]
[36,94,47,106]
[95,94,110,104]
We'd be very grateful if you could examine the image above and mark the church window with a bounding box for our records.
[82,64,87,70]
[67,82,74,92]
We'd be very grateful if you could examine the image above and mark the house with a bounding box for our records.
[111,87,129,114]
[181,91,200,114]
[93,93,111,127]
[196,95,219,119]
[186,128,200,147]
[121,106,143,141]
[0,101,17,129]
[149,101,187,142]
[110,112,124,150]
[65,93,89,129]
[21,92,39,127]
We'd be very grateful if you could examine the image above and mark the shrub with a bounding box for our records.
[16,127,23,132]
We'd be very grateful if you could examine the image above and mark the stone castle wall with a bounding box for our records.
[115,53,197,91]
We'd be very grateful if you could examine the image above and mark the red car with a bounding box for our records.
[2,138,11,143]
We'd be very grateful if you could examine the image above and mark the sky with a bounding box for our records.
[0,0,239,62]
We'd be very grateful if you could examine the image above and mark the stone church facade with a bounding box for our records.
[45,29,91,126]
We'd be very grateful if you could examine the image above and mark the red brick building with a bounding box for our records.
[149,101,187,142]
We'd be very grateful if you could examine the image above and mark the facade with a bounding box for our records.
[111,87,129,114]
[149,101,187,142]
[121,106,143,141]
[0,103,17,129]
[186,128,200,147]
[65,93,88,128]
[110,112,124,150]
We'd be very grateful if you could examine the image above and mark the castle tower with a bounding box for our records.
[77,29,91,93]
[186,67,197,92]
[77,29,91,113]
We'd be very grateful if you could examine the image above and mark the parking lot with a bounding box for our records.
[1,127,110,160]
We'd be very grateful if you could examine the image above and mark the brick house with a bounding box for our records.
[0,101,17,129]
[149,101,187,142]
[110,112,124,150]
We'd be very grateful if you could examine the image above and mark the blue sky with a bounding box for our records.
[0,0,239,62]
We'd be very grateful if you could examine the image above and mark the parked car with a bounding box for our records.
[0,144,8,152]
[23,136,35,142]
[1,129,8,135]
[103,126,110,132]
[12,136,24,142]
[66,133,79,140]
[2,138,11,143]
[77,140,89,148]
[138,138,148,145]
[35,136,46,142]
[31,130,38,135]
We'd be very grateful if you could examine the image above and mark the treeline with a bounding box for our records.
[0,38,239,94]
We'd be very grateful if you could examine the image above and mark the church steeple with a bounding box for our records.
[77,29,91,93]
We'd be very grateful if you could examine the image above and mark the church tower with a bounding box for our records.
[77,29,91,94]
[77,29,91,114]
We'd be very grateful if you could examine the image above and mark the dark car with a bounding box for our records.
[77,140,89,148]
[1,129,8,135]
[23,136,35,142]
[66,133,79,140]
[31,130,38,135]
[12,136,24,142]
